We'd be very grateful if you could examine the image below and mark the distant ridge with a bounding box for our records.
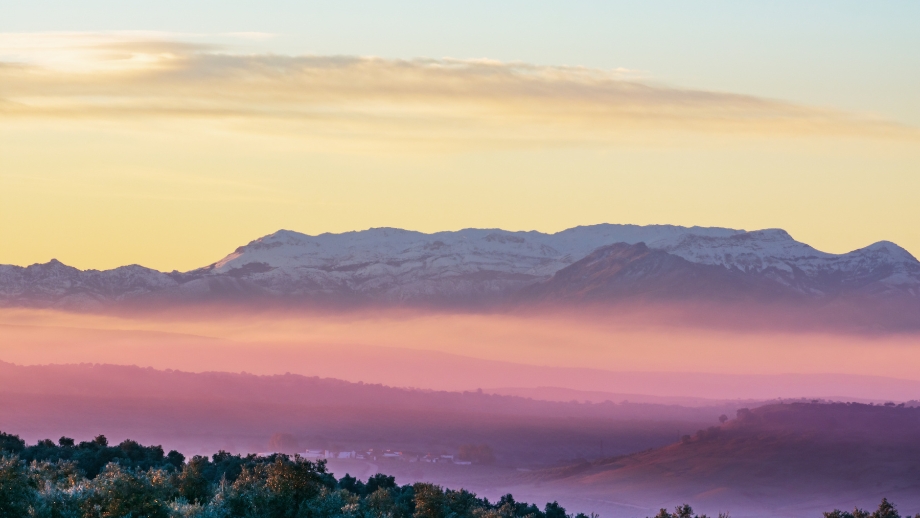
[0,224,918,328]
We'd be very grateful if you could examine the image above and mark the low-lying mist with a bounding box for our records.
[1,304,918,401]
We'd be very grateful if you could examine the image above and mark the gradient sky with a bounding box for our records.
[1,1,918,271]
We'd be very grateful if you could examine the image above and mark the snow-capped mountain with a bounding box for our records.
[519,240,920,304]
[648,230,920,297]
[1,224,918,311]
[0,260,178,310]
[194,225,741,301]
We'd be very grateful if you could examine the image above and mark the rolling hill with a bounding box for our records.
[518,402,920,517]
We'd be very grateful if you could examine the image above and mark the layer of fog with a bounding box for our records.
[2,306,919,401]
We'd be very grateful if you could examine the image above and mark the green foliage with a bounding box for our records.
[3,430,590,518]
[221,456,332,517]
[78,463,172,518]
[0,433,26,455]
[0,456,36,518]
[11,430,919,518]
[823,498,915,518]
[411,483,446,518]
[873,499,901,518]
[176,457,212,505]
[3,433,185,479]
[648,504,726,518]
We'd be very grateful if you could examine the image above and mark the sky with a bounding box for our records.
[1,1,918,271]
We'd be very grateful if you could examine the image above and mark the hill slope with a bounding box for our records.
[525,403,920,517]
[0,361,726,464]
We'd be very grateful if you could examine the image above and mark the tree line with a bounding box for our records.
[648,500,916,518]
[0,431,584,518]
[1,431,917,518]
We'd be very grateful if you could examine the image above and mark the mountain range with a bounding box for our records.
[1,224,918,327]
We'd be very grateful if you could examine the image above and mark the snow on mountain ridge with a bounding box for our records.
[658,229,831,272]
[0,259,178,309]
[1,224,918,308]
[203,225,746,299]
[211,225,741,274]
[648,231,920,293]
[205,224,919,298]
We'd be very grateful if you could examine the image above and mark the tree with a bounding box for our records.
[0,457,35,518]
[366,487,398,518]
[545,501,567,518]
[79,464,170,518]
[444,488,479,517]
[224,456,331,518]
[824,499,905,518]
[176,456,211,504]
[0,433,25,455]
[650,504,716,518]
[412,483,446,518]
[365,473,397,495]
[166,450,186,470]
[872,498,900,518]
[338,473,361,494]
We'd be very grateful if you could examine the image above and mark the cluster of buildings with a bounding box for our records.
[299,449,471,465]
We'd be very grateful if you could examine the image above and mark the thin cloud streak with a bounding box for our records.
[0,33,915,147]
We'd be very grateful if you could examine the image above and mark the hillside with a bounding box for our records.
[0,361,728,465]
[520,403,920,517]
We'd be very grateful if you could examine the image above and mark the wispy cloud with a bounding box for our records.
[0,32,913,147]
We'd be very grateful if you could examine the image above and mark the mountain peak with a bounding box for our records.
[859,241,918,262]
[745,228,794,241]
[29,258,78,272]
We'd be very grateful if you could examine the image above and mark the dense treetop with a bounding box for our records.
[0,431,590,518]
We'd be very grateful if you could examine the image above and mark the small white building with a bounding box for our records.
[300,450,325,460]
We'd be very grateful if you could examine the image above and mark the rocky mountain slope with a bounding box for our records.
[1,224,918,316]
